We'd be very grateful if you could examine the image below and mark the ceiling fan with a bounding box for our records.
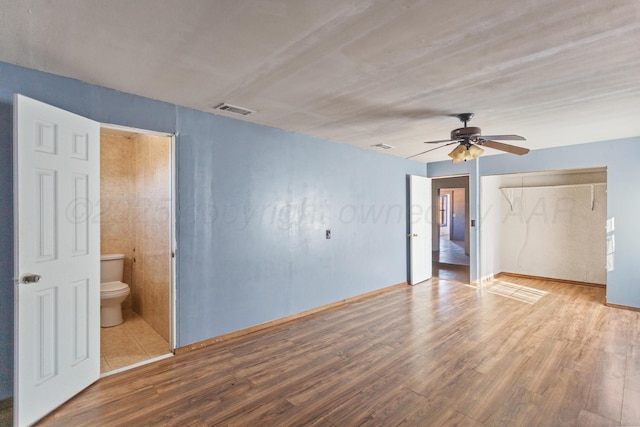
[407,113,529,163]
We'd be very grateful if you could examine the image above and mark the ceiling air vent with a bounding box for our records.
[372,143,395,150]
[214,103,256,116]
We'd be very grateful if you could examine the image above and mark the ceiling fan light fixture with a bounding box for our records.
[468,144,484,159]
[448,143,484,163]
[448,144,467,162]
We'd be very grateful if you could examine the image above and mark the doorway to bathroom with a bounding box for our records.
[99,125,175,375]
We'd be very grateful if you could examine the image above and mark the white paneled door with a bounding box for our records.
[409,175,432,285]
[14,95,100,426]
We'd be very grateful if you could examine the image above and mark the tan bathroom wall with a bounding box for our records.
[100,133,135,307]
[132,133,171,341]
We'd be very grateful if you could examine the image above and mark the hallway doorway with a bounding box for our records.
[431,177,470,282]
[437,188,469,266]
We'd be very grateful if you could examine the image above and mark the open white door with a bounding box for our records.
[409,175,432,285]
[14,95,100,426]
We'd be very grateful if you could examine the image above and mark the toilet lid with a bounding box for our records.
[101,281,129,293]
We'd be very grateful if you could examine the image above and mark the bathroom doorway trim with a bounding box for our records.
[100,122,177,353]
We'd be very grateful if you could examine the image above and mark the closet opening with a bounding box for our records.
[480,167,607,290]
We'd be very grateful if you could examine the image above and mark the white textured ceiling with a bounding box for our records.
[0,0,639,162]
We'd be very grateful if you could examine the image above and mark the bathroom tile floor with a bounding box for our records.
[100,307,170,374]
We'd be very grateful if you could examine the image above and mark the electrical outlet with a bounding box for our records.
[326,230,331,239]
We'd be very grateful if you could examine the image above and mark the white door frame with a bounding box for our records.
[431,175,470,255]
[169,133,177,351]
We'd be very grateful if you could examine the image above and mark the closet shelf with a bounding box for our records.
[499,183,606,190]
[499,183,606,211]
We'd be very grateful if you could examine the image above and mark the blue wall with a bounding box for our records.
[428,139,640,307]
[175,107,425,344]
[0,62,425,399]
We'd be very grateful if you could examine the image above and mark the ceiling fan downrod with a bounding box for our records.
[457,113,474,127]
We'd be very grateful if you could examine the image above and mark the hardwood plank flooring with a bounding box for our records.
[435,238,470,266]
[37,275,640,426]
[432,261,470,283]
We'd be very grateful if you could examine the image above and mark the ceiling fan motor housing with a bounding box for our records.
[451,126,481,141]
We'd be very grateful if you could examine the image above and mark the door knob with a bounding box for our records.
[22,274,42,284]
[406,234,418,237]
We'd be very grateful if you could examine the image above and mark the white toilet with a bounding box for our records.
[100,254,131,327]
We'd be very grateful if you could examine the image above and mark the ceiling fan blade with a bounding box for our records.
[406,142,459,159]
[479,140,529,155]
[478,134,526,141]
[423,138,456,144]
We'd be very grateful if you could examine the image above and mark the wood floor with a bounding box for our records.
[38,275,640,426]
[432,262,470,283]
[435,238,470,266]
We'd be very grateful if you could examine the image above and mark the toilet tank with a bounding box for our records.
[100,254,125,283]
